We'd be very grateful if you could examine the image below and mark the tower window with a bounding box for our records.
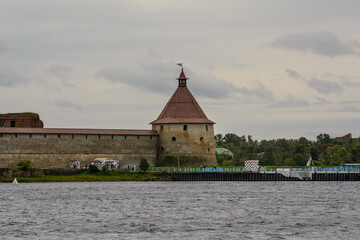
[124,135,127,139]
[183,125,187,131]
[200,137,204,142]
[172,137,176,141]
[98,134,101,139]
[160,125,163,131]
[11,121,15,127]
[137,135,140,139]
[206,125,208,131]
[160,147,164,151]
[86,134,88,139]
[150,136,152,140]
[72,134,75,139]
[208,148,210,152]
[58,134,61,138]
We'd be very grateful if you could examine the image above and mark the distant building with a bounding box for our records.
[0,112,43,128]
[335,133,352,141]
[151,67,217,166]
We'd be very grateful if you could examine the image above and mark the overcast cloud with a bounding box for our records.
[272,32,359,57]
[286,69,345,94]
[269,95,309,108]
[307,78,344,94]
[1,0,359,140]
[47,65,72,80]
[97,60,242,99]
[0,68,29,87]
[53,100,83,111]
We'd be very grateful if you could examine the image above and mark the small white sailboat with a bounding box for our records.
[12,178,18,184]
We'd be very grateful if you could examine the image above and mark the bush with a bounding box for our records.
[17,160,33,171]
[139,158,149,172]
[89,164,100,173]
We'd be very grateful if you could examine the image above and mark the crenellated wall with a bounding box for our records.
[0,133,158,168]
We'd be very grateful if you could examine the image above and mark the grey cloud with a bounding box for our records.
[231,63,246,69]
[0,67,29,87]
[285,69,345,94]
[269,95,309,108]
[0,42,5,51]
[97,61,239,99]
[53,100,83,110]
[238,84,274,101]
[313,97,333,105]
[307,78,343,94]
[335,106,360,113]
[286,69,304,80]
[320,73,360,88]
[87,103,161,112]
[272,32,359,57]
[339,100,360,105]
[343,79,360,88]
[47,64,72,79]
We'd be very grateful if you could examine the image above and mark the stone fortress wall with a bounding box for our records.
[0,132,158,168]
[153,123,217,166]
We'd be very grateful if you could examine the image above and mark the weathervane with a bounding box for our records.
[177,62,183,68]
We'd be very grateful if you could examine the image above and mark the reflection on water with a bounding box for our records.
[0,182,359,239]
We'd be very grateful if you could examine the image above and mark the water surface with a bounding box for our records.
[1,182,359,239]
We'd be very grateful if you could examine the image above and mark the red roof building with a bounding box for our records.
[0,112,43,128]
[151,67,217,167]
[151,68,215,125]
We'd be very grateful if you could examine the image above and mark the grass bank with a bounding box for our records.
[0,170,173,183]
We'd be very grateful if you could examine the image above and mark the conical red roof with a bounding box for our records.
[151,69,215,125]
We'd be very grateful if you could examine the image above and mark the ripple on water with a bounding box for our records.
[0,182,360,239]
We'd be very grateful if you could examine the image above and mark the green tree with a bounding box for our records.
[214,134,223,147]
[298,137,309,146]
[261,147,274,166]
[139,158,149,172]
[350,145,360,163]
[310,146,320,161]
[294,153,307,166]
[325,145,349,166]
[284,158,295,166]
[317,133,331,145]
[294,144,306,155]
[223,133,242,145]
[216,153,233,166]
[17,160,33,171]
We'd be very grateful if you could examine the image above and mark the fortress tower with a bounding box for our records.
[151,67,217,166]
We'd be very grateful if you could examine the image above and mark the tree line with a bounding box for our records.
[215,133,360,167]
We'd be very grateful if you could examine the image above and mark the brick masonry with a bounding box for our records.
[0,113,44,128]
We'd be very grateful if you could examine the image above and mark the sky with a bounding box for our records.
[1,0,359,140]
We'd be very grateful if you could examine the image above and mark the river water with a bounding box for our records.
[0,182,359,239]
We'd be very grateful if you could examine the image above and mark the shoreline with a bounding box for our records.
[0,171,174,183]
